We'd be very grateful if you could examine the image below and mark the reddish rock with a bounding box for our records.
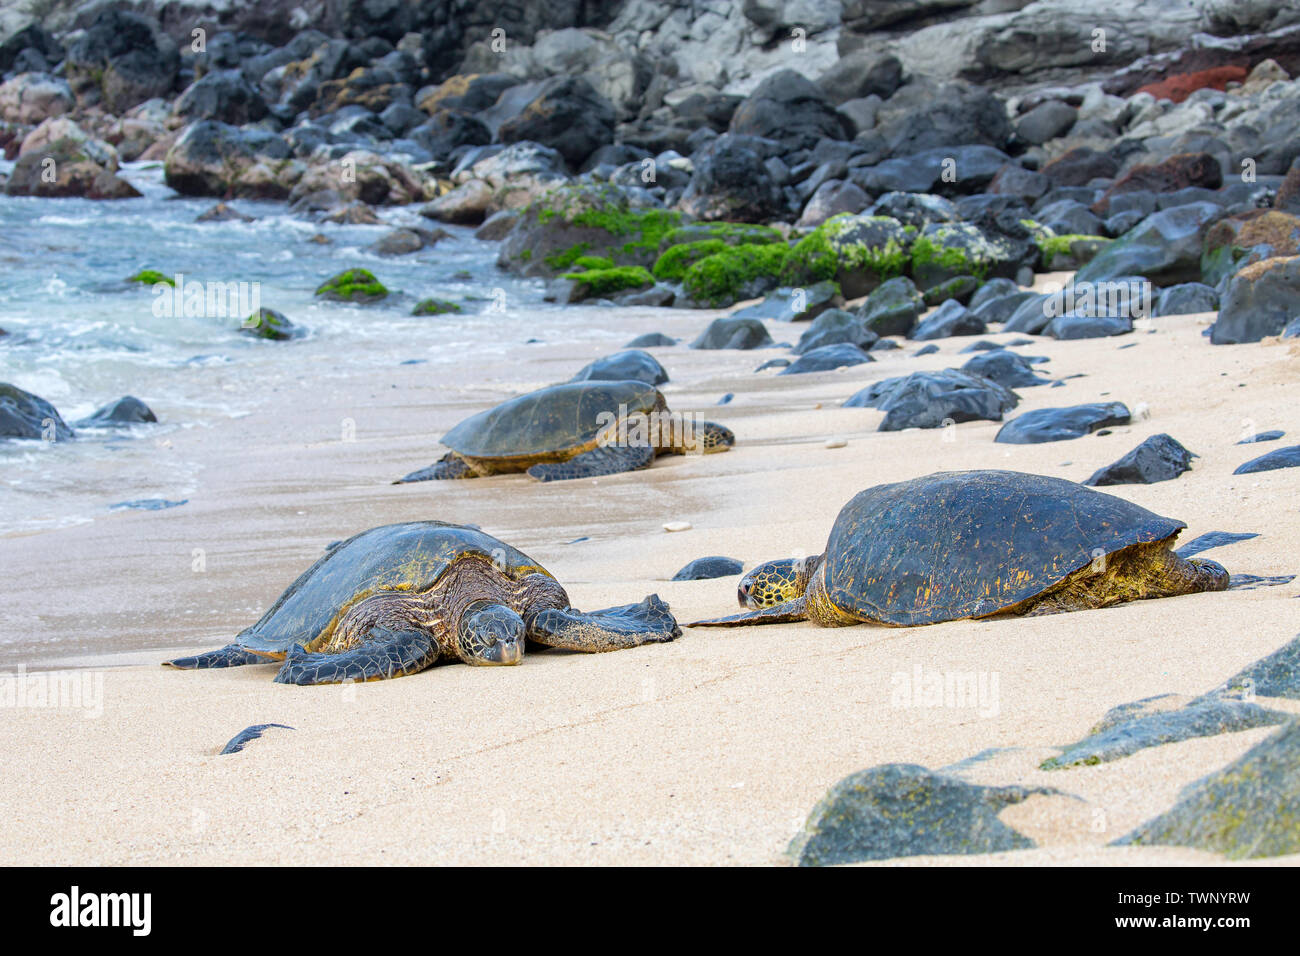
[1091,152,1223,215]
[1040,147,1120,188]
[1135,65,1248,103]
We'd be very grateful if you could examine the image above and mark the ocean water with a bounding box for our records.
[0,161,576,535]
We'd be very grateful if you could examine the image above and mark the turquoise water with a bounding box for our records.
[0,161,561,534]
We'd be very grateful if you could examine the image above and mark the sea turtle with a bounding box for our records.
[690,470,1229,628]
[165,521,679,684]
[397,379,734,483]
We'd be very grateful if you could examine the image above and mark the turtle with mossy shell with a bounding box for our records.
[165,521,680,684]
[690,470,1230,628]
[397,379,735,483]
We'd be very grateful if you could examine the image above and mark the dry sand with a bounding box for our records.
[2,293,1298,866]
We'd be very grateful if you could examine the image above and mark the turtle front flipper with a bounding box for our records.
[687,598,808,627]
[394,452,475,483]
[273,627,439,685]
[164,643,273,669]
[528,594,681,651]
[526,443,655,482]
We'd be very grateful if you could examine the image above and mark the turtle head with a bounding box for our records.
[457,601,526,665]
[697,421,735,454]
[738,555,822,609]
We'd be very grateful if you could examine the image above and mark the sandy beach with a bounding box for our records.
[3,295,1297,866]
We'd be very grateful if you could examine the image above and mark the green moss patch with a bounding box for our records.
[1036,233,1110,269]
[561,266,655,298]
[412,298,463,315]
[128,270,175,286]
[315,268,389,303]
[779,214,909,291]
[681,243,790,307]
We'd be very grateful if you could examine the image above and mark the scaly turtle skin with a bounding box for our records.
[691,470,1229,628]
[396,380,734,483]
[166,521,680,684]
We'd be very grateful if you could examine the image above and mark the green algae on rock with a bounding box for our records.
[1115,720,1300,859]
[315,268,389,303]
[780,213,909,298]
[560,265,655,300]
[679,243,790,307]
[127,269,175,286]
[788,763,1051,866]
[240,308,300,341]
[412,298,464,316]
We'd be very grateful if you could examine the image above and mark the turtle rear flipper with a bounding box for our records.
[395,452,474,483]
[164,644,273,669]
[273,627,438,685]
[529,594,680,651]
[527,443,654,482]
[687,599,808,627]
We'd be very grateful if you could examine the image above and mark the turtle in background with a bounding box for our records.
[166,522,679,684]
[396,380,734,483]
[690,470,1230,628]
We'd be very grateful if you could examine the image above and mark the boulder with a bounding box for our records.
[779,343,874,375]
[0,383,73,441]
[996,402,1132,444]
[174,69,268,125]
[1040,147,1119,187]
[729,69,849,151]
[240,307,301,340]
[497,76,617,168]
[1044,313,1133,340]
[732,282,843,323]
[73,396,157,428]
[5,118,139,199]
[1234,445,1300,475]
[1213,256,1300,344]
[1155,282,1219,316]
[421,180,495,224]
[0,73,72,125]
[64,9,179,113]
[960,349,1050,388]
[1015,101,1077,144]
[678,134,786,223]
[794,309,879,354]
[874,82,1012,156]
[1115,722,1300,859]
[1085,433,1196,485]
[1092,153,1224,217]
[857,276,924,337]
[908,300,986,340]
[569,349,668,386]
[846,368,1019,431]
[625,332,678,348]
[816,52,903,105]
[1074,202,1223,286]
[788,764,1046,867]
[797,180,870,227]
[690,317,774,350]
[672,556,744,581]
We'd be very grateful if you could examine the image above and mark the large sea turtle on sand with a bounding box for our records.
[690,470,1230,628]
[396,380,734,483]
[166,522,679,684]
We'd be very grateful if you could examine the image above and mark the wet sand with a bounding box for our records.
[2,297,1298,865]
